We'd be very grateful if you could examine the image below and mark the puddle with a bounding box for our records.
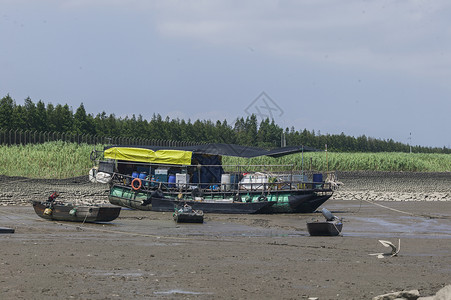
[154,289,213,295]
[90,271,145,277]
[343,216,451,239]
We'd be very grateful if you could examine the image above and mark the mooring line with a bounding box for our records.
[0,208,237,242]
[360,198,451,220]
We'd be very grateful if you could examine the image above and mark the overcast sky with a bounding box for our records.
[1,0,450,148]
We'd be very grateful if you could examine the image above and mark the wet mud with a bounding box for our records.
[1,172,450,299]
[1,200,451,299]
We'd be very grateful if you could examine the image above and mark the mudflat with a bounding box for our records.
[1,201,450,299]
[1,172,451,299]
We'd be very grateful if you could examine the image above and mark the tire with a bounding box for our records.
[191,188,204,199]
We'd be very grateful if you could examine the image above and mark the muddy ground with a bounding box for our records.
[1,172,451,299]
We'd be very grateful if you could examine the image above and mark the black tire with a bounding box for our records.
[191,188,204,198]
[258,195,267,202]
[151,189,164,199]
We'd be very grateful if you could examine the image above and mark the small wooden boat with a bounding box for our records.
[173,204,204,223]
[307,220,343,236]
[0,227,15,234]
[32,196,121,223]
[307,208,343,236]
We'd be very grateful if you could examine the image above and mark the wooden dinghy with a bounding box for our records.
[173,204,204,223]
[32,193,121,223]
[0,227,15,234]
[307,208,343,236]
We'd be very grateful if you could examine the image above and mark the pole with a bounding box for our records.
[325,144,328,172]
[409,132,412,154]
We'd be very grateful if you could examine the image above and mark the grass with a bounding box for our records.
[0,141,102,179]
[0,142,450,179]
[223,151,451,173]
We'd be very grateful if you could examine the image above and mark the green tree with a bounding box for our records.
[53,104,73,132]
[0,94,14,129]
[73,103,94,134]
[23,97,37,130]
[12,105,27,130]
[35,100,48,132]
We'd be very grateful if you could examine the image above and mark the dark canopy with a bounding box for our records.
[104,143,319,159]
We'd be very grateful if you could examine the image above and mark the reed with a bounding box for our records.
[0,141,102,179]
[0,142,449,179]
[223,151,451,173]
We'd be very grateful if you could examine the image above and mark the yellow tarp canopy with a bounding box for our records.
[104,147,192,165]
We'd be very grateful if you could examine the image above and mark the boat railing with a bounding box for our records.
[110,169,335,194]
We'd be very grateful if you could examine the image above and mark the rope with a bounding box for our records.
[332,221,343,236]
[80,211,89,226]
[360,198,451,220]
[0,208,230,242]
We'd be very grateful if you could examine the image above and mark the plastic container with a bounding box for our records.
[168,175,176,188]
[155,168,168,175]
[155,174,167,184]
[313,173,323,188]
[313,173,323,183]
[132,171,139,178]
[239,173,268,190]
[176,173,189,188]
[221,174,231,191]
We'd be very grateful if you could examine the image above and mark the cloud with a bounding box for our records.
[151,0,451,77]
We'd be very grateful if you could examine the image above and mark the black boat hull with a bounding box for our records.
[32,201,121,223]
[152,197,274,214]
[307,221,343,236]
[173,212,204,223]
[108,184,332,214]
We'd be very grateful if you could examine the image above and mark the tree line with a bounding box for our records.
[1,94,449,154]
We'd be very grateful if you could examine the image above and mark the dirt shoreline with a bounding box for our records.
[1,171,450,206]
[1,172,451,299]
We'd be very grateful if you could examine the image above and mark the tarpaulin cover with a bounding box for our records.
[104,147,192,165]
[103,144,318,165]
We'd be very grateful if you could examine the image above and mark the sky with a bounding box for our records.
[1,0,450,148]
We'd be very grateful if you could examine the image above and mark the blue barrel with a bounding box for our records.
[168,175,176,188]
[132,171,139,178]
[313,173,323,188]
[313,173,323,183]
[139,172,148,186]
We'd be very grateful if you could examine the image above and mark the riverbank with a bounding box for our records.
[1,172,450,299]
[1,200,451,299]
[332,171,451,202]
[1,171,450,206]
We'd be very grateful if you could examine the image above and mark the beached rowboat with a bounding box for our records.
[307,208,343,236]
[173,204,204,223]
[32,201,121,223]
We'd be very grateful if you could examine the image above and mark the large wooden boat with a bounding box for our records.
[32,200,121,223]
[93,144,338,214]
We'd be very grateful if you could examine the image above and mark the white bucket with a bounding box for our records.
[221,174,231,191]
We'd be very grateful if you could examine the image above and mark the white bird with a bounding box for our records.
[369,239,400,258]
